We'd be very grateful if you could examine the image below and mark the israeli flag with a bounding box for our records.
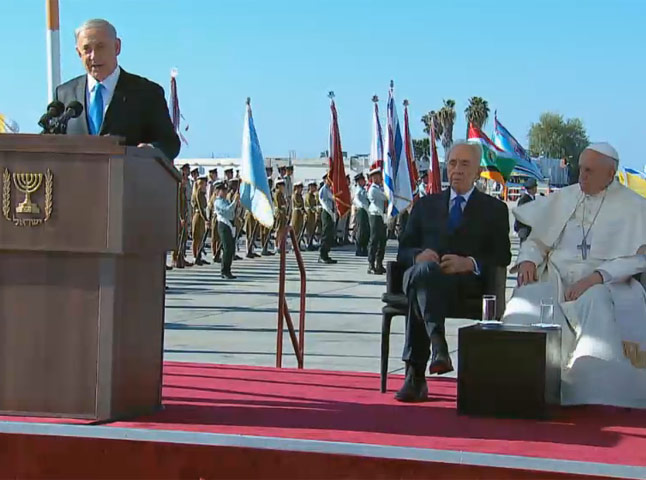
[383,83,413,216]
[239,99,274,228]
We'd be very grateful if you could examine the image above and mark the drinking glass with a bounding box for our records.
[539,298,554,325]
[481,295,497,322]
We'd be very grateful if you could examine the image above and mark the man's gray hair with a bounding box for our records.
[75,19,117,41]
[445,139,482,164]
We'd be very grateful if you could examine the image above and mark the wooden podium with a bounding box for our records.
[0,134,179,421]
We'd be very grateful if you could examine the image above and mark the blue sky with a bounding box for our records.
[2,0,645,168]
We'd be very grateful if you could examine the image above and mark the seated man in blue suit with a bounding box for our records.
[395,140,512,402]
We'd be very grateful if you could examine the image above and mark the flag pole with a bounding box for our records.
[45,0,61,102]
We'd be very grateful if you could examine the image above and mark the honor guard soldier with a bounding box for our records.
[172,164,193,268]
[228,178,244,260]
[318,174,337,264]
[367,167,388,274]
[290,181,305,247]
[304,181,318,251]
[208,181,221,263]
[352,172,370,257]
[191,176,210,266]
[213,181,239,279]
[273,178,289,251]
[260,177,275,256]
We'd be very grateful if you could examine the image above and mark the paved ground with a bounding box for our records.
[164,234,520,377]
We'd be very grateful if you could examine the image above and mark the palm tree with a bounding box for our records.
[464,97,490,135]
[438,99,456,153]
[421,110,443,141]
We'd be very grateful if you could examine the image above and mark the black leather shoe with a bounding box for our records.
[212,257,221,263]
[428,335,454,375]
[234,255,243,261]
[201,259,211,265]
[318,257,337,264]
[395,365,428,402]
[261,250,275,256]
[367,264,377,274]
[375,263,386,275]
[221,272,237,279]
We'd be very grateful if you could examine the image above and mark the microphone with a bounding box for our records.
[38,101,65,133]
[52,101,84,134]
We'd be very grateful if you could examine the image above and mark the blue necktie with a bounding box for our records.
[89,83,104,135]
[448,195,464,231]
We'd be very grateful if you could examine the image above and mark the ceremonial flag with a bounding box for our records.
[618,168,646,198]
[370,95,384,170]
[0,114,19,133]
[428,120,442,194]
[169,68,189,146]
[328,93,351,218]
[468,124,516,184]
[239,98,274,228]
[403,100,419,194]
[383,81,414,216]
[493,113,543,180]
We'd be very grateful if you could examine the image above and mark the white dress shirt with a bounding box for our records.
[86,65,121,120]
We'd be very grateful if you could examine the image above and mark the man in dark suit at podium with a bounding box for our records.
[55,19,180,161]
[395,140,512,402]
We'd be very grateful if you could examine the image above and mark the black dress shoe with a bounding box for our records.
[375,263,386,275]
[212,257,221,263]
[165,265,173,271]
[395,365,428,403]
[261,250,275,256]
[201,259,211,265]
[221,272,237,279]
[233,255,243,261]
[367,264,377,274]
[428,335,454,375]
[318,257,337,264]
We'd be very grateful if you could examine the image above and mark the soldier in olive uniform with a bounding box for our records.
[172,164,193,268]
[260,177,275,256]
[352,172,370,257]
[191,176,210,266]
[290,181,305,247]
[273,178,288,251]
[228,178,244,261]
[318,174,337,264]
[304,181,318,251]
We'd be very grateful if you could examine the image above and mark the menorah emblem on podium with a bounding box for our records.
[2,168,54,227]
[13,172,43,214]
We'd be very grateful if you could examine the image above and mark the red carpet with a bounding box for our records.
[108,362,646,467]
[1,361,646,478]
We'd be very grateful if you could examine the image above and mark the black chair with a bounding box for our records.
[380,261,507,393]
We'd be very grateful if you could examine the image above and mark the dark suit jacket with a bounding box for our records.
[513,193,534,233]
[397,188,511,297]
[55,69,181,161]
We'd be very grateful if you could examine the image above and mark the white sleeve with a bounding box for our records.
[512,237,550,273]
[597,255,646,284]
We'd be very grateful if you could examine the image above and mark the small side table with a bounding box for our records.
[458,323,561,419]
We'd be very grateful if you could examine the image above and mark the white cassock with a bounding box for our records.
[503,180,646,408]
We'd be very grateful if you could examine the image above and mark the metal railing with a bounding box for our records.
[276,226,306,368]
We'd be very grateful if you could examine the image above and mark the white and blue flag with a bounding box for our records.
[239,98,274,228]
[383,82,413,217]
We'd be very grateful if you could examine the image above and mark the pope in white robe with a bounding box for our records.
[503,142,646,408]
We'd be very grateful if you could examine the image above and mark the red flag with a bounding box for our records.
[328,94,351,218]
[403,100,419,195]
[428,121,442,194]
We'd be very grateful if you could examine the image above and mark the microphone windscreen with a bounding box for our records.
[67,101,84,118]
[47,101,65,117]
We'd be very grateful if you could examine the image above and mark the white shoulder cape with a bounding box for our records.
[513,180,646,260]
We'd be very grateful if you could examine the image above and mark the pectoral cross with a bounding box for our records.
[577,238,591,260]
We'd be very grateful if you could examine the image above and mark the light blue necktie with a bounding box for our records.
[448,195,464,231]
[89,83,104,135]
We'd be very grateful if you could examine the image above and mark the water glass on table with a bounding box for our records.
[481,295,500,324]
